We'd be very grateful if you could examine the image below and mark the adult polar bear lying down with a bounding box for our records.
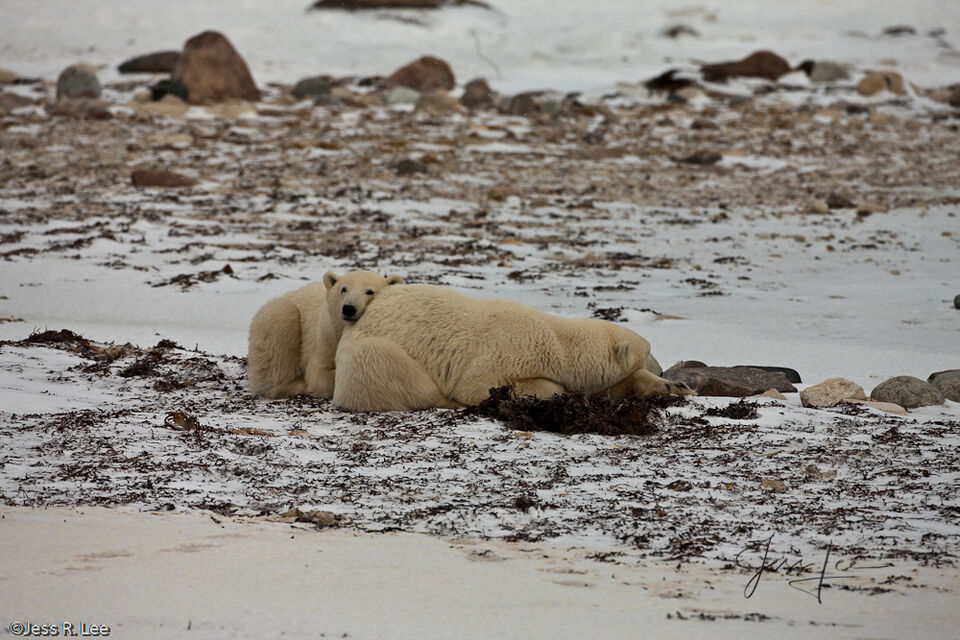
[333,284,692,412]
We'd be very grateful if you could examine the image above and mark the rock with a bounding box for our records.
[806,199,830,214]
[761,478,787,492]
[131,169,197,188]
[56,65,101,99]
[311,0,489,9]
[385,55,454,93]
[701,50,791,82]
[48,98,111,119]
[677,150,721,165]
[644,69,697,93]
[856,201,887,215]
[857,71,906,96]
[734,365,801,383]
[460,78,493,108]
[505,92,538,117]
[415,89,457,113]
[843,398,908,416]
[172,30,260,104]
[799,378,866,408]
[394,159,427,176]
[487,186,514,201]
[662,365,797,397]
[662,24,699,39]
[130,94,188,119]
[291,75,333,101]
[761,388,786,401]
[797,60,851,83]
[151,79,189,102]
[826,192,856,209]
[0,92,34,112]
[645,353,663,376]
[955,294,960,310]
[0,68,18,84]
[949,86,960,108]
[928,370,960,402]
[383,86,421,105]
[204,101,256,119]
[883,25,916,36]
[118,51,181,74]
[870,376,944,408]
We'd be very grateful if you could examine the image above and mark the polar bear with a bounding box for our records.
[248,270,404,399]
[333,284,692,411]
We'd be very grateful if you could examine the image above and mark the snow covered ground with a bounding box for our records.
[2,0,959,637]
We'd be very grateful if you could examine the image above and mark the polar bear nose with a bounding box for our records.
[341,304,357,319]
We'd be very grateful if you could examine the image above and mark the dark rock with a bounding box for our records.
[955,294,960,309]
[384,55,455,92]
[701,50,791,82]
[883,25,916,36]
[662,24,699,38]
[826,192,856,209]
[506,92,538,116]
[734,365,801,383]
[394,159,427,176]
[118,51,181,74]
[172,30,260,104]
[662,365,797,397]
[677,150,721,166]
[56,65,101,99]
[870,376,944,408]
[460,78,494,108]
[928,370,960,402]
[950,87,960,109]
[671,360,708,370]
[291,76,333,102]
[131,169,198,188]
[151,79,189,102]
[644,69,696,93]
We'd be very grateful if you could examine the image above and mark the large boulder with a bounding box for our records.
[56,65,101,99]
[870,376,944,408]
[701,50,791,82]
[385,55,455,92]
[172,31,260,104]
[662,364,796,397]
[118,51,181,74]
[928,370,960,402]
[800,378,866,408]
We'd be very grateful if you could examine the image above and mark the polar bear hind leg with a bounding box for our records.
[334,336,461,411]
[604,368,694,401]
[248,298,306,398]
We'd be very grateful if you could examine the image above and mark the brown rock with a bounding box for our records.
[701,50,791,82]
[661,365,796,397]
[857,71,906,96]
[118,51,181,74]
[131,169,198,188]
[460,78,494,109]
[0,68,18,84]
[172,31,260,104]
[0,92,34,112]
[48,98,112,120]
[800,378,866,408]
[761,388,787,401]
[385,55,455,93]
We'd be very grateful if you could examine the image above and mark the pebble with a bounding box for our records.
[131,169,198,188]
[383,86,420,105]
[505,92,538,117]
[415,90,457,114]
[701,50,791,82]
[460,78,494,109]
[870,376,944,409]
[394,159,427,176]
[857,71,906,96]
[56,65,101,100]
[291,76,333,102]
[799,377,866,408]
[807,61,851,83]
[806,199,830,214]
[826,192,856,209]
[0,68,18,84]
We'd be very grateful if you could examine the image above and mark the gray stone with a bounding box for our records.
[460,78,493,109]
[383,86,420,105]
[928,370,960,402]
[56,65,101,100]
[809,61,851,83]
[506,92,538,117]
[291,76,333,101]
[662,365,796,397]
[870,376,944,408]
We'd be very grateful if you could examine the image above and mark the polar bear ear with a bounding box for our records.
[615,342,632,362]
[385,275,404,286]
[322,272,339,290]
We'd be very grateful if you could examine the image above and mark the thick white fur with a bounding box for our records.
[247,270,403,398]
[333,284,691,411]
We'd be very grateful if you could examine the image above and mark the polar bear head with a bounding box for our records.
[323,270,404,325]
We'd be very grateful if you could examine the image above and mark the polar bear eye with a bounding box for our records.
[365,289,374,295]
[341,286,347,294]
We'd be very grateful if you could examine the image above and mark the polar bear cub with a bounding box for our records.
[248,270,403,399]
[333,284,692,412]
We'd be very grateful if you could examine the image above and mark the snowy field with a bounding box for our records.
[2,1,960,638]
